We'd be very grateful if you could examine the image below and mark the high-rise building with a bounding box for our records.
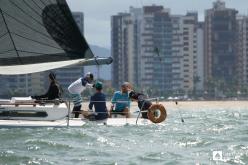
[204,0,238,87]
[111,7,143,89]
[237,16,248,86]
[171,12,199,93]
[111,6,200,95]
[0,74,45,97]
[111,12,132,89]
[130,7,143,87]
[196,22,205,91]
[140,6,173,94]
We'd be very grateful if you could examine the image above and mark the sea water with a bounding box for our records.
[0,102,248,165]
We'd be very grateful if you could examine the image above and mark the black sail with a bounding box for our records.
[0,0,94,67]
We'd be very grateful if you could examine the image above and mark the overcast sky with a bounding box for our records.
[67,0,248,49]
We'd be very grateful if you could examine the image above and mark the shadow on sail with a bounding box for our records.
[0,0,112,75]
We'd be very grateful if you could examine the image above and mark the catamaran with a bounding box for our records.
[0,0,166,127]
[0,97,163,127]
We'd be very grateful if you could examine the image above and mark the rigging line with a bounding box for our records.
[31,0,77,42]
[0,49,15,55]
[9,0,44,27]
[1,10,54,40]
[0,8,23,64]
[11,32,63,50]
[0,32,8,39]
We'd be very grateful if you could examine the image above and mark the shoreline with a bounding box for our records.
[80,100,248,111]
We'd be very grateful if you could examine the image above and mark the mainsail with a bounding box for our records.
[0,0,112,75]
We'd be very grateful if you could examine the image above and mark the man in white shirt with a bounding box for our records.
[68,72,94,118]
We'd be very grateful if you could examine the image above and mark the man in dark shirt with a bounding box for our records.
[82,81,108,120]
[129,91,152,119]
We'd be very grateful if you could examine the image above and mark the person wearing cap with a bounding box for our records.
[68,72,94,118]
[129,91,151,119]
[109,82,132,118]
[82,81,108,120]
[31,72,61,100]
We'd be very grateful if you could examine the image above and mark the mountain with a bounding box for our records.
[84,45,112,80]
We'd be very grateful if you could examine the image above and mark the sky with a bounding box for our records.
[67,0,248,49]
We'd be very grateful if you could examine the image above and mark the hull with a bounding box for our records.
[0,103,69,121]
[0,98,161,128]
[0,118,84,128]
[0,118,155,128]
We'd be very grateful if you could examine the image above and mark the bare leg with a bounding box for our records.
[109,107,113,118]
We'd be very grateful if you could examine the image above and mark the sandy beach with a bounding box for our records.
[81,100,248,112]
[158,100,248,111]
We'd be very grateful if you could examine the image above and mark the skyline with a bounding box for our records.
[67,0,248,48]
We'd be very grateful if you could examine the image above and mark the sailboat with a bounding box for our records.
[0,0,165,127]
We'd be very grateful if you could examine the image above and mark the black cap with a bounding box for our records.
[129,91,139,100]
[89,73,94,80]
